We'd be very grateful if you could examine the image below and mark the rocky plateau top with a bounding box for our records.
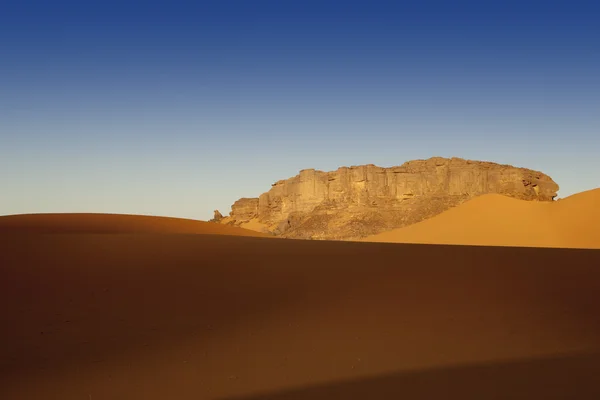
[216,157,559,240]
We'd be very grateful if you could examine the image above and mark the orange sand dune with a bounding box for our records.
[1,233,600,399]
[0,213,269,237]
[364,188,600,249]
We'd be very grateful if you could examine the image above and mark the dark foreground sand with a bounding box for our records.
[2,231,600,399]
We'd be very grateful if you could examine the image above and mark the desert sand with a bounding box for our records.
[1,207,600,399]
[0,213,269,237]
[364,188,600,249]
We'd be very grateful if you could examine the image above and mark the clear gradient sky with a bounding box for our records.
[1,1,599,220]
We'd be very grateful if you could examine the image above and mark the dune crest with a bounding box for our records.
[0,213,270,237]
[362,188,600,249]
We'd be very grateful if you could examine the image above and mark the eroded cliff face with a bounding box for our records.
[230,198,259,221]
[220,157,559,240]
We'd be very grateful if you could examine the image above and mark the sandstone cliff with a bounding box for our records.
[219,157,559,240]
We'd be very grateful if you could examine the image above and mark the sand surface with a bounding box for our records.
[2,227,600,398]
[239,218,271,234]
[364,188,600,249]
[0,213,268,237]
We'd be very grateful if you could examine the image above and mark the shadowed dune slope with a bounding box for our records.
[1,234,600,399]
[363,188,600,249]
[0,213,269,236]
[225,352,600,400]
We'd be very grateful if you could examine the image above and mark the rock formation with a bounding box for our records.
[218,157,559,240]
[230,198,259,222]
[209,210,224,223]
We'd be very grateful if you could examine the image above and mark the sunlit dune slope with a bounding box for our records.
[363,189,600,249]
[1,235,600,399]
[0,213,269,236]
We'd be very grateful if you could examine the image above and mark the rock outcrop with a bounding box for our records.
[220,157,559,240]
[209,210,224,223]
[230,198,259,221]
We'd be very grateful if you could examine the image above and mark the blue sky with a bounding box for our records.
[1,0,599,220]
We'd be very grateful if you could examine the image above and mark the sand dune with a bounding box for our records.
[363,189,600,249]
[1,233,600,399]
[0,213,268,237]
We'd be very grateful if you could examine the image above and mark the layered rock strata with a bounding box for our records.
[218,157,559,240]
